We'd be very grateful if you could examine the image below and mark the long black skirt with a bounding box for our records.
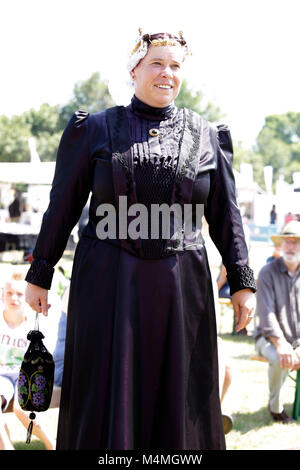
[56,236,225,450]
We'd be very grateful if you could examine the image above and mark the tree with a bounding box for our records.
[33,132,62,162]
[24,103,62,161]
[0,115,31,162]
[58,72,115,129]
[24,103,61,136]
[256,112,300,184]
[233,141,265,189]
[0,74,116,163]
[175,79,224,122]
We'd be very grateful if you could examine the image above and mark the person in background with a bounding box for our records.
[254,221,300,423]
[0,271,54,449]
[270,205,277,225]
[284,212,294,225]
[266,244,281,264]
[53,285,69,388]
[8,189,23,223]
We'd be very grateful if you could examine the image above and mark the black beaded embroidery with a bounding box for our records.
[226,265,257,295]
[134,156,177,258]
[132,110,185,258]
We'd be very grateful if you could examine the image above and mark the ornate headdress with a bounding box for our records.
[127,29,191,73]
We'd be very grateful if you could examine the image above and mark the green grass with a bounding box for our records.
[220,329,300,450]
[13,440,46,450]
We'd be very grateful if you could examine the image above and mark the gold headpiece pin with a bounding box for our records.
[151,38,178,47]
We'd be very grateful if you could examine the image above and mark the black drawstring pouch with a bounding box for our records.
[17,313,55,444]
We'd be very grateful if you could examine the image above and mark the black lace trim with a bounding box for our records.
[177,110,200,182]
[174,109,200,206]
[226,265,257,295]
[25,259,54,290]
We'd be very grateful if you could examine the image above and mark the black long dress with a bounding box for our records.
[25,96,256,450]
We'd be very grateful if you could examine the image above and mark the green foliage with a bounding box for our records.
[24,103,61,136]
[256,112,300,183]
[14,440,46,450]
[0,114,31,162]
[233,141,266,189]
[58,72,115,129]
[14,183,28,193]
[24,103,62,162]
[0,73,115,162]
[262,112,300,144]
[35,131,62,162]
[175,79,224,122]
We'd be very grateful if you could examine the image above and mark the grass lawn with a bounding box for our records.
[219,307,300,450]
[222,333,300,450]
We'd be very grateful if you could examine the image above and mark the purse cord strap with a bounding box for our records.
[34,312,39,331]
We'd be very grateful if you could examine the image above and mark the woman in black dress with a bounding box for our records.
[25,31,256,450]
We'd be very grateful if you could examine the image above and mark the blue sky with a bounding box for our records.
[1,0,299,148]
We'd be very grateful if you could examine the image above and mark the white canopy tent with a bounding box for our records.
[0,162,55,228]
[0,162,55,185]
[0,137,55,185]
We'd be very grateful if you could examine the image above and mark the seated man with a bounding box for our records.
[254,221,300,424]
[0,270,54,450]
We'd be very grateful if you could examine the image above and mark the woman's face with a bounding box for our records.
[132,44,184,108]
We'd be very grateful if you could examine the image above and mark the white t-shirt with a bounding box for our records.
[0,304,29,375]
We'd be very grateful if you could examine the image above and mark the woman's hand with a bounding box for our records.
[231,288,256,332]
[25,282,51,316]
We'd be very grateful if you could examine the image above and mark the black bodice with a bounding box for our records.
[25,99,257,295]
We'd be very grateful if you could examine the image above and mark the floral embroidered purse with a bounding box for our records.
[17,314,55,444]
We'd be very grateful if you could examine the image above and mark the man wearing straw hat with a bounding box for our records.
[255,221,300,424]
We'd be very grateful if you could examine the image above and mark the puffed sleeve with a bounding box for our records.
[25,110,92,289]
[204,124,256,295]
